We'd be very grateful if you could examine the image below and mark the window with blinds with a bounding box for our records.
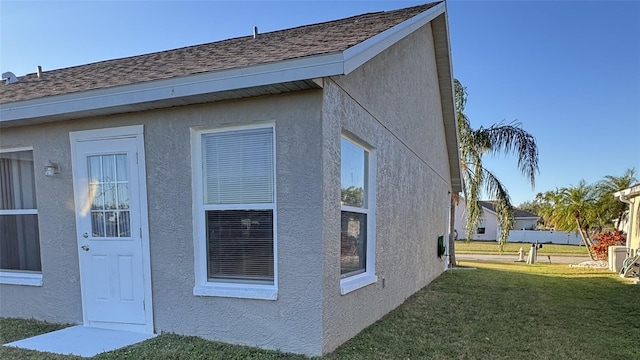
[0,150,41,273]
[202,128,274,205]
[200,126,275,285]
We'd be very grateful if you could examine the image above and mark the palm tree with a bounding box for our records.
[451,79,539,262]
[535,190,563,230]
[547,181,599,259]
[596,168,637,230]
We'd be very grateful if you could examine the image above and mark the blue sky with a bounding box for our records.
[2,0,639,205]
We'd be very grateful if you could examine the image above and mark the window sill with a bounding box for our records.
[193,284,277,300]
[0,271,43,286]
[340,272,377,295]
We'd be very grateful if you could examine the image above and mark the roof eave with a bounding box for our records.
[430,3,462,193]
[0,52,344,126]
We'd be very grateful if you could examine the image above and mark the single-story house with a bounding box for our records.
[454,199,539,241]
[614,183,640,256]
[0,2,461,356]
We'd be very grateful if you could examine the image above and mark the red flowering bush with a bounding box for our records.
[592,230,626,261]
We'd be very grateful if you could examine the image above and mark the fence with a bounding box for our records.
[507,230,582,245]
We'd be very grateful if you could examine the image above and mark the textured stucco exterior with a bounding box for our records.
[320,22,451,353]
[1,92,327,355]
[0,13,457,358]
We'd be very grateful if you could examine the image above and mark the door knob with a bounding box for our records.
[83,233,89,238]
[81,245,90,251]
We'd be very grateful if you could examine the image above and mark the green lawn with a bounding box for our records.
[2,261,637,359]
[454,240,590,257]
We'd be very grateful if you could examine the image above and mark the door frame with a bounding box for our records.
[69,125,154,333]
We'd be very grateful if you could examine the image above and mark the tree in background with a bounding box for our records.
[535,169,637,260]
[543,181,600,260]
[596,168,637,230]
[451,79,539,263]
[341,186,364,207]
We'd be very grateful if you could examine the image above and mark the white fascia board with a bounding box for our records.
[343,2,445,74]
[614,184,640,198]
[0,53,344,123]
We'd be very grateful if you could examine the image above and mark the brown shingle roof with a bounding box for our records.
[0,2,439,104]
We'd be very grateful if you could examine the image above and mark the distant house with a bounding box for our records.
[614,183,640,256]
[0,2,461,356]
[454,199,539,240]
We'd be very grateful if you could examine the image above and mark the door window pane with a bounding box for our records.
[102,155,115,183]
[116,155,128,182]
[117,184,130,210]
[87,154,131,238]
[91,212,106,237]
[118,212,131,237]
[90,184,104,210]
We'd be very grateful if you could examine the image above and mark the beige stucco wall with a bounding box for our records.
[320,22,452,353]
[0,91,327,355]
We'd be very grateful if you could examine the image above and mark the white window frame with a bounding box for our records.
[0,146,43,286]
[191,124,278,300]
[340,135,377,295]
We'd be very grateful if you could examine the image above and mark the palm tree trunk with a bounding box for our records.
[448,196,457,267]
[576,219,596,260]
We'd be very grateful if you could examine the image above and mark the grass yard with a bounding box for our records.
[454,240,590,257]
[2,261,637,359]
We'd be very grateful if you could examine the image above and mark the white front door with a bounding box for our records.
[70,126,152,333]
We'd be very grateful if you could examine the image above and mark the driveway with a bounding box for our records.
[456,253,590,264]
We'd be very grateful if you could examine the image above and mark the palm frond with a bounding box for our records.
[476,121,539,188]
[481,168,515,248]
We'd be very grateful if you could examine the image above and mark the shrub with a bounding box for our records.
[592,230,626,260]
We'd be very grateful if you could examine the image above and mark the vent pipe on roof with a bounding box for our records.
[2,71,18,84]
[37,66,43,78]
[253,26,258,39]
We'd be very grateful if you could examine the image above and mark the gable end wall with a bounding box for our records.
[321,21,452,353]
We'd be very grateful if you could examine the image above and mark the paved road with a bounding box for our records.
[456,253,590,264]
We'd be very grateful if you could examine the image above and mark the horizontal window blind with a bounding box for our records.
[206,210,274,283]
[202,128,274,205]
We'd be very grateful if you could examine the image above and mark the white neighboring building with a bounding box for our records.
[454,199,539,241]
